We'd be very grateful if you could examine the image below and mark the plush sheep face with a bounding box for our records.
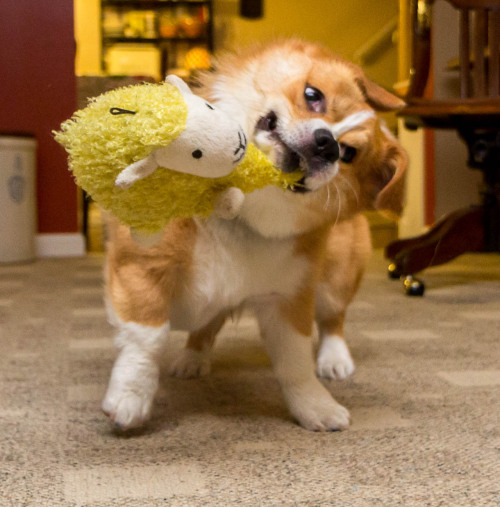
[153,80,248,178]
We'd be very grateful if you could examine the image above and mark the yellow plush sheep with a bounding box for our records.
[55,75,300,234]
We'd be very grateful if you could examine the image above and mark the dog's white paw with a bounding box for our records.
[285,380,350,431]
[102,357,159,430]
[169,348,211,379]
[102,383,156,430]
[316,335,355,380]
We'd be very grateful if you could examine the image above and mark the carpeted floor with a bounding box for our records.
[0,250,499,506]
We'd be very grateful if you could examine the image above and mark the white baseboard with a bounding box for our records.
[36,233,86,258]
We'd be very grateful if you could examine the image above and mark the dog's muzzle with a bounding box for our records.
[313,128,340,164]
[256,111,369,193]
[289,128,340,193]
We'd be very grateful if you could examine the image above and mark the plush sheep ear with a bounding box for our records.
[165,75,193,96]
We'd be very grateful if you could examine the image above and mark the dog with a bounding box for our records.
[102,39,407,432]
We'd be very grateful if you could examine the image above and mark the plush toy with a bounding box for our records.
[55,75,301,235]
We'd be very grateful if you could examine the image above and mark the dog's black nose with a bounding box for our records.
[314,128,339,163]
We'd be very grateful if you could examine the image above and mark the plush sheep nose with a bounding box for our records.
[314,128,339,163]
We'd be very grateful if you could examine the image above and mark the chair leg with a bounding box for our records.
[386,211,460,262]
[385,206,489,294]
[386,212,459,280]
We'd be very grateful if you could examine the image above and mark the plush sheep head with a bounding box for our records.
[115,75,248,189]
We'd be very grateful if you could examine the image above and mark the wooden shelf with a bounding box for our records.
[103,0,210,7]
[103,36,207,44]
[100,0,213,76]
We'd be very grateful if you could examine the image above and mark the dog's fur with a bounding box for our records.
[102,39,407,431]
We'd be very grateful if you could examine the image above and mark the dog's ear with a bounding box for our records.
[373,135,408,218]
[355,73,406,112]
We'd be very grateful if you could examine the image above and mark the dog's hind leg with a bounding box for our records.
[169,311,228,378]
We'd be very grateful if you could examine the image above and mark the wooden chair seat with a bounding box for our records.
[402,97,500,129]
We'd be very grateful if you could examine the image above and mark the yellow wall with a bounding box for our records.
[214,0,399,90]
[74,0,101,75]
[75,0,399,90]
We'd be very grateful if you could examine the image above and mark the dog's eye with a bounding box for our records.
[304,85,326,113]
[192,149,203,159]
[206,103,215,110]
[340,143,357,163]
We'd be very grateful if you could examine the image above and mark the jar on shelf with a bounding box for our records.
[159,10,177,38]
[123,10,157,38]
[103,8,124,37]
[176,5,206,39]
[143,11,156,38]
[178,16,204,38]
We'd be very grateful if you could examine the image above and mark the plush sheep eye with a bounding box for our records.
[304,85,326,113]
[339,143,357,163]
[205,103,215,110]
[192,149,203,159]
[109,107,136,115]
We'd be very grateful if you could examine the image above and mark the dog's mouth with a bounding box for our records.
[255,111,340,193]
[279,147,309,193]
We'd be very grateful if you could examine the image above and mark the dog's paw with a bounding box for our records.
[316,335,355,380]
[102,361,159,430]
[285,380,350,431]
[102,386,155,430]
[169,348,211,379]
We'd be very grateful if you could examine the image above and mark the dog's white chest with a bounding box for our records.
[169,218,309,330]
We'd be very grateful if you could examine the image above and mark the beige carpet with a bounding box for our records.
[0,250,499,506]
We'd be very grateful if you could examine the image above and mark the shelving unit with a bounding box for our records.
[100,0,213,78]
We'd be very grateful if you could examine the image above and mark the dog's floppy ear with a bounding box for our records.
[373,135,408,218]
[354,72,406,112]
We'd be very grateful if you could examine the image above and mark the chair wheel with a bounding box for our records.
[403,275,425,296]
[387,263,401,279]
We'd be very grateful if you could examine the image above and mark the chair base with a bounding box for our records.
[385,204,499,295]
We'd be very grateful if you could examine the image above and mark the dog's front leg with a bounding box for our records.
[253,298,350,431]
[102,318,170,430]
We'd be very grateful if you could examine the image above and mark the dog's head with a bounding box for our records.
[200,39,407,237]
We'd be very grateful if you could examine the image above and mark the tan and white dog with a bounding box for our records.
[103,39,407,432]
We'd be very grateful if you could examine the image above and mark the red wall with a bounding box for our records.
[0,1,78,234]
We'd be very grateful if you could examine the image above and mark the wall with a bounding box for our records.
[0,0,82,252]
[214,0,399,91]
[398,121,427,237]
[75,0,102,76]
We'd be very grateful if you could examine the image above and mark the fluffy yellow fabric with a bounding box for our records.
[55,81,300,233]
